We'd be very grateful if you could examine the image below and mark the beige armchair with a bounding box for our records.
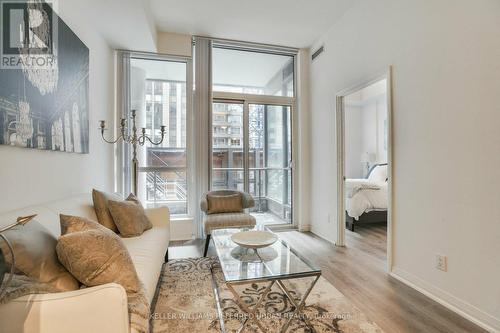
[200,190,256,256]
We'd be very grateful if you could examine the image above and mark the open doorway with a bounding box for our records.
[336,69,393,270]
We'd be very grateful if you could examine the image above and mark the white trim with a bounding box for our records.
[212,91,295,106]
[335,67,394,272]
[194,35,299,56]
[170,217,194,241]
[390,268,500,333]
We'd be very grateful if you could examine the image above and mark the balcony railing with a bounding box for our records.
[211,167,292,223]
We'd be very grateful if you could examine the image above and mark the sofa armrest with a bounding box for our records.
[0,283,129,333]
[145,206,170,230]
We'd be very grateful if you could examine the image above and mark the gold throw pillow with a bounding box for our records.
[92,189,122,232]
[107,194,152,237]
[60,214,109,235]
[0,220,79,291]
[207,193,243,214]
[56,228,140,293]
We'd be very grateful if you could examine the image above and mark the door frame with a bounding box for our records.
[211,91,297,227]
[335,66,394,271]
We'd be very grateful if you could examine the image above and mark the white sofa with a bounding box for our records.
[0,194,170,333]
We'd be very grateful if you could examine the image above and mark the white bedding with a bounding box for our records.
[345,179,388,220]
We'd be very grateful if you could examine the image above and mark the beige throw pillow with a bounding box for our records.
[108,194,152,237]
[0,221,79,291]
[60,214,108,235]
[56,228,140,293]
[92,189,122,232]
[207,193,243,214]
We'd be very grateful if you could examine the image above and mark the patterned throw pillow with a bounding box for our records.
[56,227,140,293]
[0,220,79,291]
[91,189,122,233]
[107,193,152,237]
[206,193,243,214]
[60,214,109,235]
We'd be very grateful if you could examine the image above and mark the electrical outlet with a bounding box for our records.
[436,254,448,272]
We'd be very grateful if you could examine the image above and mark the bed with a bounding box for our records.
[345,163,388,231]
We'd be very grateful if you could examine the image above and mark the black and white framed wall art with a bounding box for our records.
[0,0,89,153]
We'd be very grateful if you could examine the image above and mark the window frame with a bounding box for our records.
[121,51,194,218]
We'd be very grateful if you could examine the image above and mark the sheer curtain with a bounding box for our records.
[115,50,132,196]
[193,37,212,238]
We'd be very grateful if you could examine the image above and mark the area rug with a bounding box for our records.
[151,257,383,333]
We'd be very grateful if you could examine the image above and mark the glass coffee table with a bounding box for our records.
[210,227,321,333]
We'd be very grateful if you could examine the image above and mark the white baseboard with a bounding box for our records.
[309,227,336,245]
[298,223,311,232]
[170,217,193,241]
[390,267,500,333]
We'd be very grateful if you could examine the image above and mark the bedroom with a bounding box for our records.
[343,77,389,252]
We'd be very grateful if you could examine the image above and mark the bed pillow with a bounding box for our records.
[92,189,122,233]
[107,194,152,237]
[368,165,388,183]
[0,220,79,291]
[56,228,140,293]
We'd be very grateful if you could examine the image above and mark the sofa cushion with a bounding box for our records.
[92,189,122,233]
[57,228,141,293]
[121,226,169,303]
[203,213,256,234]
[0,220,79,291]
[108,194,152,237]
[206,193,243,214]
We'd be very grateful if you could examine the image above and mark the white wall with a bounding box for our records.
[345,95,388,179]
[309,0,500,330]
[344,104,364,178]
[0,4,114,213]
[157,32,192,57]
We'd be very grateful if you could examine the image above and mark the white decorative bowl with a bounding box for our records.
[231,230,278,249]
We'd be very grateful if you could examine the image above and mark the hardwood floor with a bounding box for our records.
[169,224,487,333]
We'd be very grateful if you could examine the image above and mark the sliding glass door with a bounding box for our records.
[209,43,296,226]
[249,104,292,223]
[211,101,292,225]
[211,101,244,192]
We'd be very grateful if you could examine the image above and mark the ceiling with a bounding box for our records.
[149,0,359,48]
[57,0,359,53]
[58,0,158,52]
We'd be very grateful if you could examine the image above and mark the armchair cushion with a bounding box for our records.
[200,190,255,213]
[206,193,243,214]
[204,213,256,235]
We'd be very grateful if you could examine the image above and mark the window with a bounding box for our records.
[129,57,190,215]
[212,47,294,97]
[210,44,296,225]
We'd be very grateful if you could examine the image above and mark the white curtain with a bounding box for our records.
[115,51,132,196]
[193,37,212,238]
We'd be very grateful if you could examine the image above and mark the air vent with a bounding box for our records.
[311,45,324,61]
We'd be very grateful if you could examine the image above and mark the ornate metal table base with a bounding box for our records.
[211,263,321,333]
